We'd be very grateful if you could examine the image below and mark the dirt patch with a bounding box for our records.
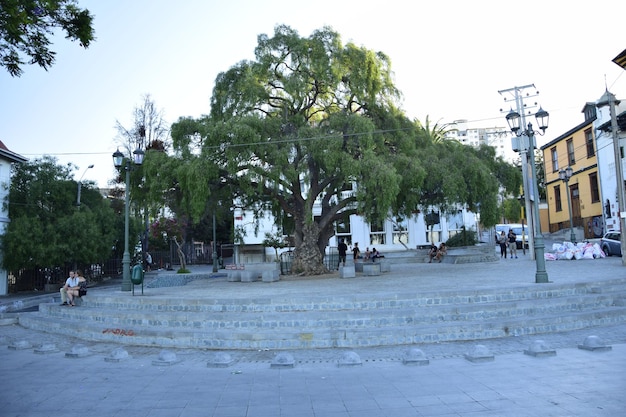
[280,271,340,281]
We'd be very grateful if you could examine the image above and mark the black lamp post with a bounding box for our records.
[558,166,577,243]
[112,146,145,291]
[506,108,550,283]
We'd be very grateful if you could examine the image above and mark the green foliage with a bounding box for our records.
[2,156,118,271]
[0,0,95,76]
[155,24,521,274]
[149,216,185,250]
[177,268,190,274]
[503,198,522,223]
[445,228,478,247]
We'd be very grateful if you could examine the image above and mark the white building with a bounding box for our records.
[593,90,626,234]
[233,202,478,263]
[444,120,517,163]
[0,141,28,295]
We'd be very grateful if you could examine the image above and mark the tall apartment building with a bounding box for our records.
[444,120,517,163]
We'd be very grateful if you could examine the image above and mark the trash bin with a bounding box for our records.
[279,251,294,275]
[131,264,144,295]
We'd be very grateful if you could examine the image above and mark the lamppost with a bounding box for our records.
[112,146,145,291]
[212,212,218,273]
[506,107,550,283]
[76,164,94,207]
[558,166,577,243]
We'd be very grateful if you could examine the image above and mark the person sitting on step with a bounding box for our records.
[435,242,447,263]
[428,243,438,263]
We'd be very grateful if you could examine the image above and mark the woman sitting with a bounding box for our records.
[428,243,438,263]
[435,243,447,263]
[66,270,87,306]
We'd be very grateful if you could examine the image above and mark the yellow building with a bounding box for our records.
[540,104,604,239]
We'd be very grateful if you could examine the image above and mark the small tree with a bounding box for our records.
[262,231,286,262]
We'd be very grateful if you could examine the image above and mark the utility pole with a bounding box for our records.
[498,84,540,260]
[598,90,626,265]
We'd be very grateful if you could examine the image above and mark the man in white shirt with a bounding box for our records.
[60,270,78,306]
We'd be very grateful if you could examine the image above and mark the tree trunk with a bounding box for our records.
[172,236,187,270]
[291,222,328,275]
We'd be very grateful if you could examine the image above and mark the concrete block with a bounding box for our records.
[240,271,258,282]
[65,344,90,358]
[152,350,181,366]
[523,340,556,357]
[378,260,391,272]
[207,352,234,368]
[464,345,494,363]
[262,269,280,282]
[271,352,295,368]
[363,263,381,276]
[338,351,362,367]
[105,347,130,362]
[339,265,356,278]
[354,262,363,272]
[227,271,241,282]
[403,347,430,365]
[578,335,612,351]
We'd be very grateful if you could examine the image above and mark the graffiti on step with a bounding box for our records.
[102,328,135,336]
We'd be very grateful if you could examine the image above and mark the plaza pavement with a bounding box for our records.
[1,249,625,417]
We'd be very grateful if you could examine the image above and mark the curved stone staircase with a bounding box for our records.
[17,276,626,350]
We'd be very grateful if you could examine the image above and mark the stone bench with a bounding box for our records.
[374,259,391,272]
[262,269,280,282]
[240,270,261,282]
[339,265,356,279]
[362,263,381,276]
[229,269,280,282]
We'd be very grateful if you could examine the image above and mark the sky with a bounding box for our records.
[1,0,625,189]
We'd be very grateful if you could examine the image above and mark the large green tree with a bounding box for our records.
[2,156,117,271]
[0,0,95,77]
[161,25,419,275]
[149,25,519,275]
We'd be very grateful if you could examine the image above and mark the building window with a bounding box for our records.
[554,185,562,212]
[335,217,351,245]
[585,129,595,158]
[392,217,408,244]
[567,139,575,165]
[369,220,386,245]
[589,173,600,203]
[551,147,558,172]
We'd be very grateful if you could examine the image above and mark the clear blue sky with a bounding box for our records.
[1,0,624,188]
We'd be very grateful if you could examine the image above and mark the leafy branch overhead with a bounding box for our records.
[0,0,95,76]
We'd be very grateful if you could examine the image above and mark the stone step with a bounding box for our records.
[17,305,626,350]
[35,290,624,330]
[17,276,626,350]
[65,277,626,313]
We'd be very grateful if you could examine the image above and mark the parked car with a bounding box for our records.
[494,223,529,249]
[600,232,622,256]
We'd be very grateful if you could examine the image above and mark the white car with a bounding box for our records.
[494,223,529,249]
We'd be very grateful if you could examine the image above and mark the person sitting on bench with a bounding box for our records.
[435,243,447,263]
[371,247,383,261]
[428,243,438,263]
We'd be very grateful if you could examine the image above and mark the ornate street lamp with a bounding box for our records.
[506,108,550,283]
[558,166,577,243]
[113,146,145,291]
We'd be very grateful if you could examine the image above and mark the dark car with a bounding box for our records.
[600,232,622,256]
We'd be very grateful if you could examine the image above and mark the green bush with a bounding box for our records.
[177,268,191,274]
[446,228,477,247]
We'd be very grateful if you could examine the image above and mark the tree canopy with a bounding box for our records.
[0,0,95,76]
[145,25,520,275]
[2,156,118,271]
